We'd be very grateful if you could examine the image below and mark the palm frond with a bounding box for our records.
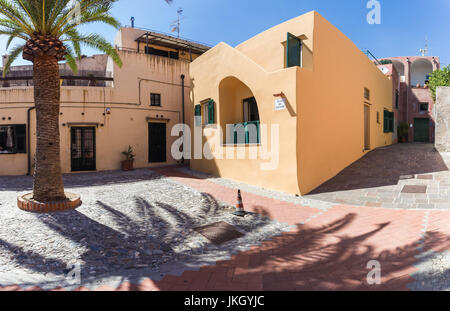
[2,44,23,76]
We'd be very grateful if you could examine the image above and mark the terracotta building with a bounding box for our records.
[379,56,440,143]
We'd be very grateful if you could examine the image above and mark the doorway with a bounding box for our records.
[414,118,430,142]
[148,122,167,163]
[71,127,96,171]
[364,105,370,150]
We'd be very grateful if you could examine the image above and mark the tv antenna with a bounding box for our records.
[171,7,185,38]
[419,36,429,56]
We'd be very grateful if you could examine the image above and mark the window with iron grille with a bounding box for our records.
[0,124,26,154]
[150,93,161,106]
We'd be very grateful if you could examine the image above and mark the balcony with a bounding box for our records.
[232,121,261,145]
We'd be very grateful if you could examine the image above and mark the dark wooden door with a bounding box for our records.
[148,123,167,163]
[414,118,430,143]
[71,127,96,171]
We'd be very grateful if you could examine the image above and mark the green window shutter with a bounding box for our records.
[286,32,302,68]
[194,104,201,126]
[383,110,388,133]
[208,100,215,124]
[389,112,395,133]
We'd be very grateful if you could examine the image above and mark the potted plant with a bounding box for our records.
[121,146,136,171]
[397,122,409,143]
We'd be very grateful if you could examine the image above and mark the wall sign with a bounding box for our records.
[275,98,287,111]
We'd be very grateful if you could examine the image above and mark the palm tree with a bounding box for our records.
[0,0,122,204]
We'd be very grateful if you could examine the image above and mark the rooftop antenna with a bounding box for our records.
[419,36,429,56]
[171,7,185,38]
[130,16,135,28]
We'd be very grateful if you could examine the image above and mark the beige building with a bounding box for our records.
[0,27,210,175]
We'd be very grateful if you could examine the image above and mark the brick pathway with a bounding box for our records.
[1,165,449,291]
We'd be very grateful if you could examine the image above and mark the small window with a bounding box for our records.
[419,103,429,112]
[150,93,161,106]
[0,124,26,154]
[383,110,394,133]
[202,99,215,125]
[377,111,380,124]
[364,88,370,101]
[286,33,302,68]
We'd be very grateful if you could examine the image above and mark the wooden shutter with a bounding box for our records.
[208,100,215,124]
[194,104,201,126]
[286,33,302,68]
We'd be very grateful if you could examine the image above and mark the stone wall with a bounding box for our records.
[435,86,450,152]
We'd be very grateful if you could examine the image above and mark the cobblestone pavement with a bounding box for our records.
[0,146,449,291]
[0,169,291,290]
[307,144,450,210]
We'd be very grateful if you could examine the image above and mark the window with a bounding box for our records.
[145,46,179,59]
[196,99,215,126]
[364,88,370,101]
[243,97,260,122]
[377,111,380,124]
[286,33,302,68]
[419,103,429,112]
[0,124,26,154]
[150,93,161,106]
[383,110,394,133]
[203,100,215,125]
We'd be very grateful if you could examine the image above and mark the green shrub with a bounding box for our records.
[428,65,450,102]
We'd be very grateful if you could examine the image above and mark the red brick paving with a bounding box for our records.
[1,166,449,291]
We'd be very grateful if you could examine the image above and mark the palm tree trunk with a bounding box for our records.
[32,55,66,202]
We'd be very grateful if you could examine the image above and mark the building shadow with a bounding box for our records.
[309,143,449,194]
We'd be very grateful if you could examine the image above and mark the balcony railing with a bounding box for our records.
[232,121,261,145]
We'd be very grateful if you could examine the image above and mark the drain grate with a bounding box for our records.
[194,221,244,245]
[402,185,427,194]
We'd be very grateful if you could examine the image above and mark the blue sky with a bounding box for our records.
[1,0,449,67]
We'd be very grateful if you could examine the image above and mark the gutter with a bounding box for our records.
[181,74,185,163]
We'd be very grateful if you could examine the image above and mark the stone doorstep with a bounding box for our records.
[17,193,81,213]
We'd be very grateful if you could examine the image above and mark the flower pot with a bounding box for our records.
[121,159,134,171]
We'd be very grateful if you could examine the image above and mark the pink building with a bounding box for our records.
[379,56,440,143]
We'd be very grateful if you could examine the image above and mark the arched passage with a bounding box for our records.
[411,59,433,87]
[218,76,261,144]
[392,60,405,77]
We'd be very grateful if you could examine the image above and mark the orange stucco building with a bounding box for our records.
[189,11,394,195]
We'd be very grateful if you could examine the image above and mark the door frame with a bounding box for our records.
[70,126,97,172]
[364,104,371,151]
[148,121,167,163]
[413,118,430,143]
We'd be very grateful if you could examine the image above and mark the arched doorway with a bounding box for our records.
[218,77,260,145]
[411,59,433,87]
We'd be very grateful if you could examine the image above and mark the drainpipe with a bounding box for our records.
[26,106,35,176]
[181,74,185,164]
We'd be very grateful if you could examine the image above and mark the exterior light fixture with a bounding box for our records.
[105,107,111,115]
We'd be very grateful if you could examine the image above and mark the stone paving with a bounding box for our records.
[0,169,291,290]
[0,143,449,291]
[307,144,450,210]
